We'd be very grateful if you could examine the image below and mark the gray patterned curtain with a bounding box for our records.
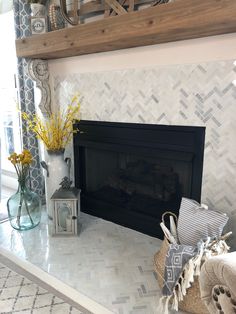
[13,0,43,195]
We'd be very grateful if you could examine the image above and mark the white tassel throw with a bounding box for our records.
[157,213,231,314]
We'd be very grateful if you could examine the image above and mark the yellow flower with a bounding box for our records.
[8,150,33,180]
[22,95,80,151]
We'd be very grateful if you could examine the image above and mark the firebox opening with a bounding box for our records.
[74,120,205,238]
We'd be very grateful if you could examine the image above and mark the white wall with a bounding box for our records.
[49,33,236,75]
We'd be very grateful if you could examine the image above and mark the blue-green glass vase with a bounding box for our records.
[7,181,41,231]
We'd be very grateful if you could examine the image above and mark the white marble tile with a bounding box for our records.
[0,210,162,313]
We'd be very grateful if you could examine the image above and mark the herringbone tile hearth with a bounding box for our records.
[0,211,165,314]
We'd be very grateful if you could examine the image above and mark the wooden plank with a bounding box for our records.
[15,0,236,60]
[73,0,79,24]
[105,0,127,15]
[104,1,111,18]
[128,0,135,12]
[78,0,104,15]
[110,0,127,16]
[71,0,155,16]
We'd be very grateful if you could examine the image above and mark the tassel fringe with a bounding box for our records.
[159,239,229,313]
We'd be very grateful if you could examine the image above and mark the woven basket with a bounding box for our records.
[154,237,209,314]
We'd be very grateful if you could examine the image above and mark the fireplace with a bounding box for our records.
[73,120,205,238]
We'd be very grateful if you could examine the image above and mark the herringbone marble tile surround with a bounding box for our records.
[53,60,236,248]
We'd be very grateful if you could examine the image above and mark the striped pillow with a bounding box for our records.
[177,197,228,246]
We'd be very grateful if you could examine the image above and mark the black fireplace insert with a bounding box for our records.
[73,120,205,238]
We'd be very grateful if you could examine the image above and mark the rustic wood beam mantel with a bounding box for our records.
[15,0,236,60]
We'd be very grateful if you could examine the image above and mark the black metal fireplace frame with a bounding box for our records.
[73,120,205,238]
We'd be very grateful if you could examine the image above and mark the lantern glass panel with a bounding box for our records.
[57,201,72,232]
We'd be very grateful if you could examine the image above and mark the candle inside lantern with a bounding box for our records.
[59,203,70,230]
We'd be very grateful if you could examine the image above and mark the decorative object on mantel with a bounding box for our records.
[59,0,79,26]
[27,0,47,17]
[31,16,48,35]
[27,0,48,35]
[49,3,65,31]
[59,0,172,25]
[28,59,51,116]
[7,150,41,231]
[51,177,81,236]
[22,95,80,219]
[154,198,231,314]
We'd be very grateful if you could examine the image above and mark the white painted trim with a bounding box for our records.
[1,174,18,190]
[0,247,114,314]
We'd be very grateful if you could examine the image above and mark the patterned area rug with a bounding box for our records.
[0,261,83,314]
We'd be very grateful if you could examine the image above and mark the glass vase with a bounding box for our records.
[7,181,41,231]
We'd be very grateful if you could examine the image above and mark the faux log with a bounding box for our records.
[15,0,236,60]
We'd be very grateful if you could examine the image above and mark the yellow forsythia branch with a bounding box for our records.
[22,95,80,151]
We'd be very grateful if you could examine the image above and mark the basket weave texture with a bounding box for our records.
[154,237,209,314]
